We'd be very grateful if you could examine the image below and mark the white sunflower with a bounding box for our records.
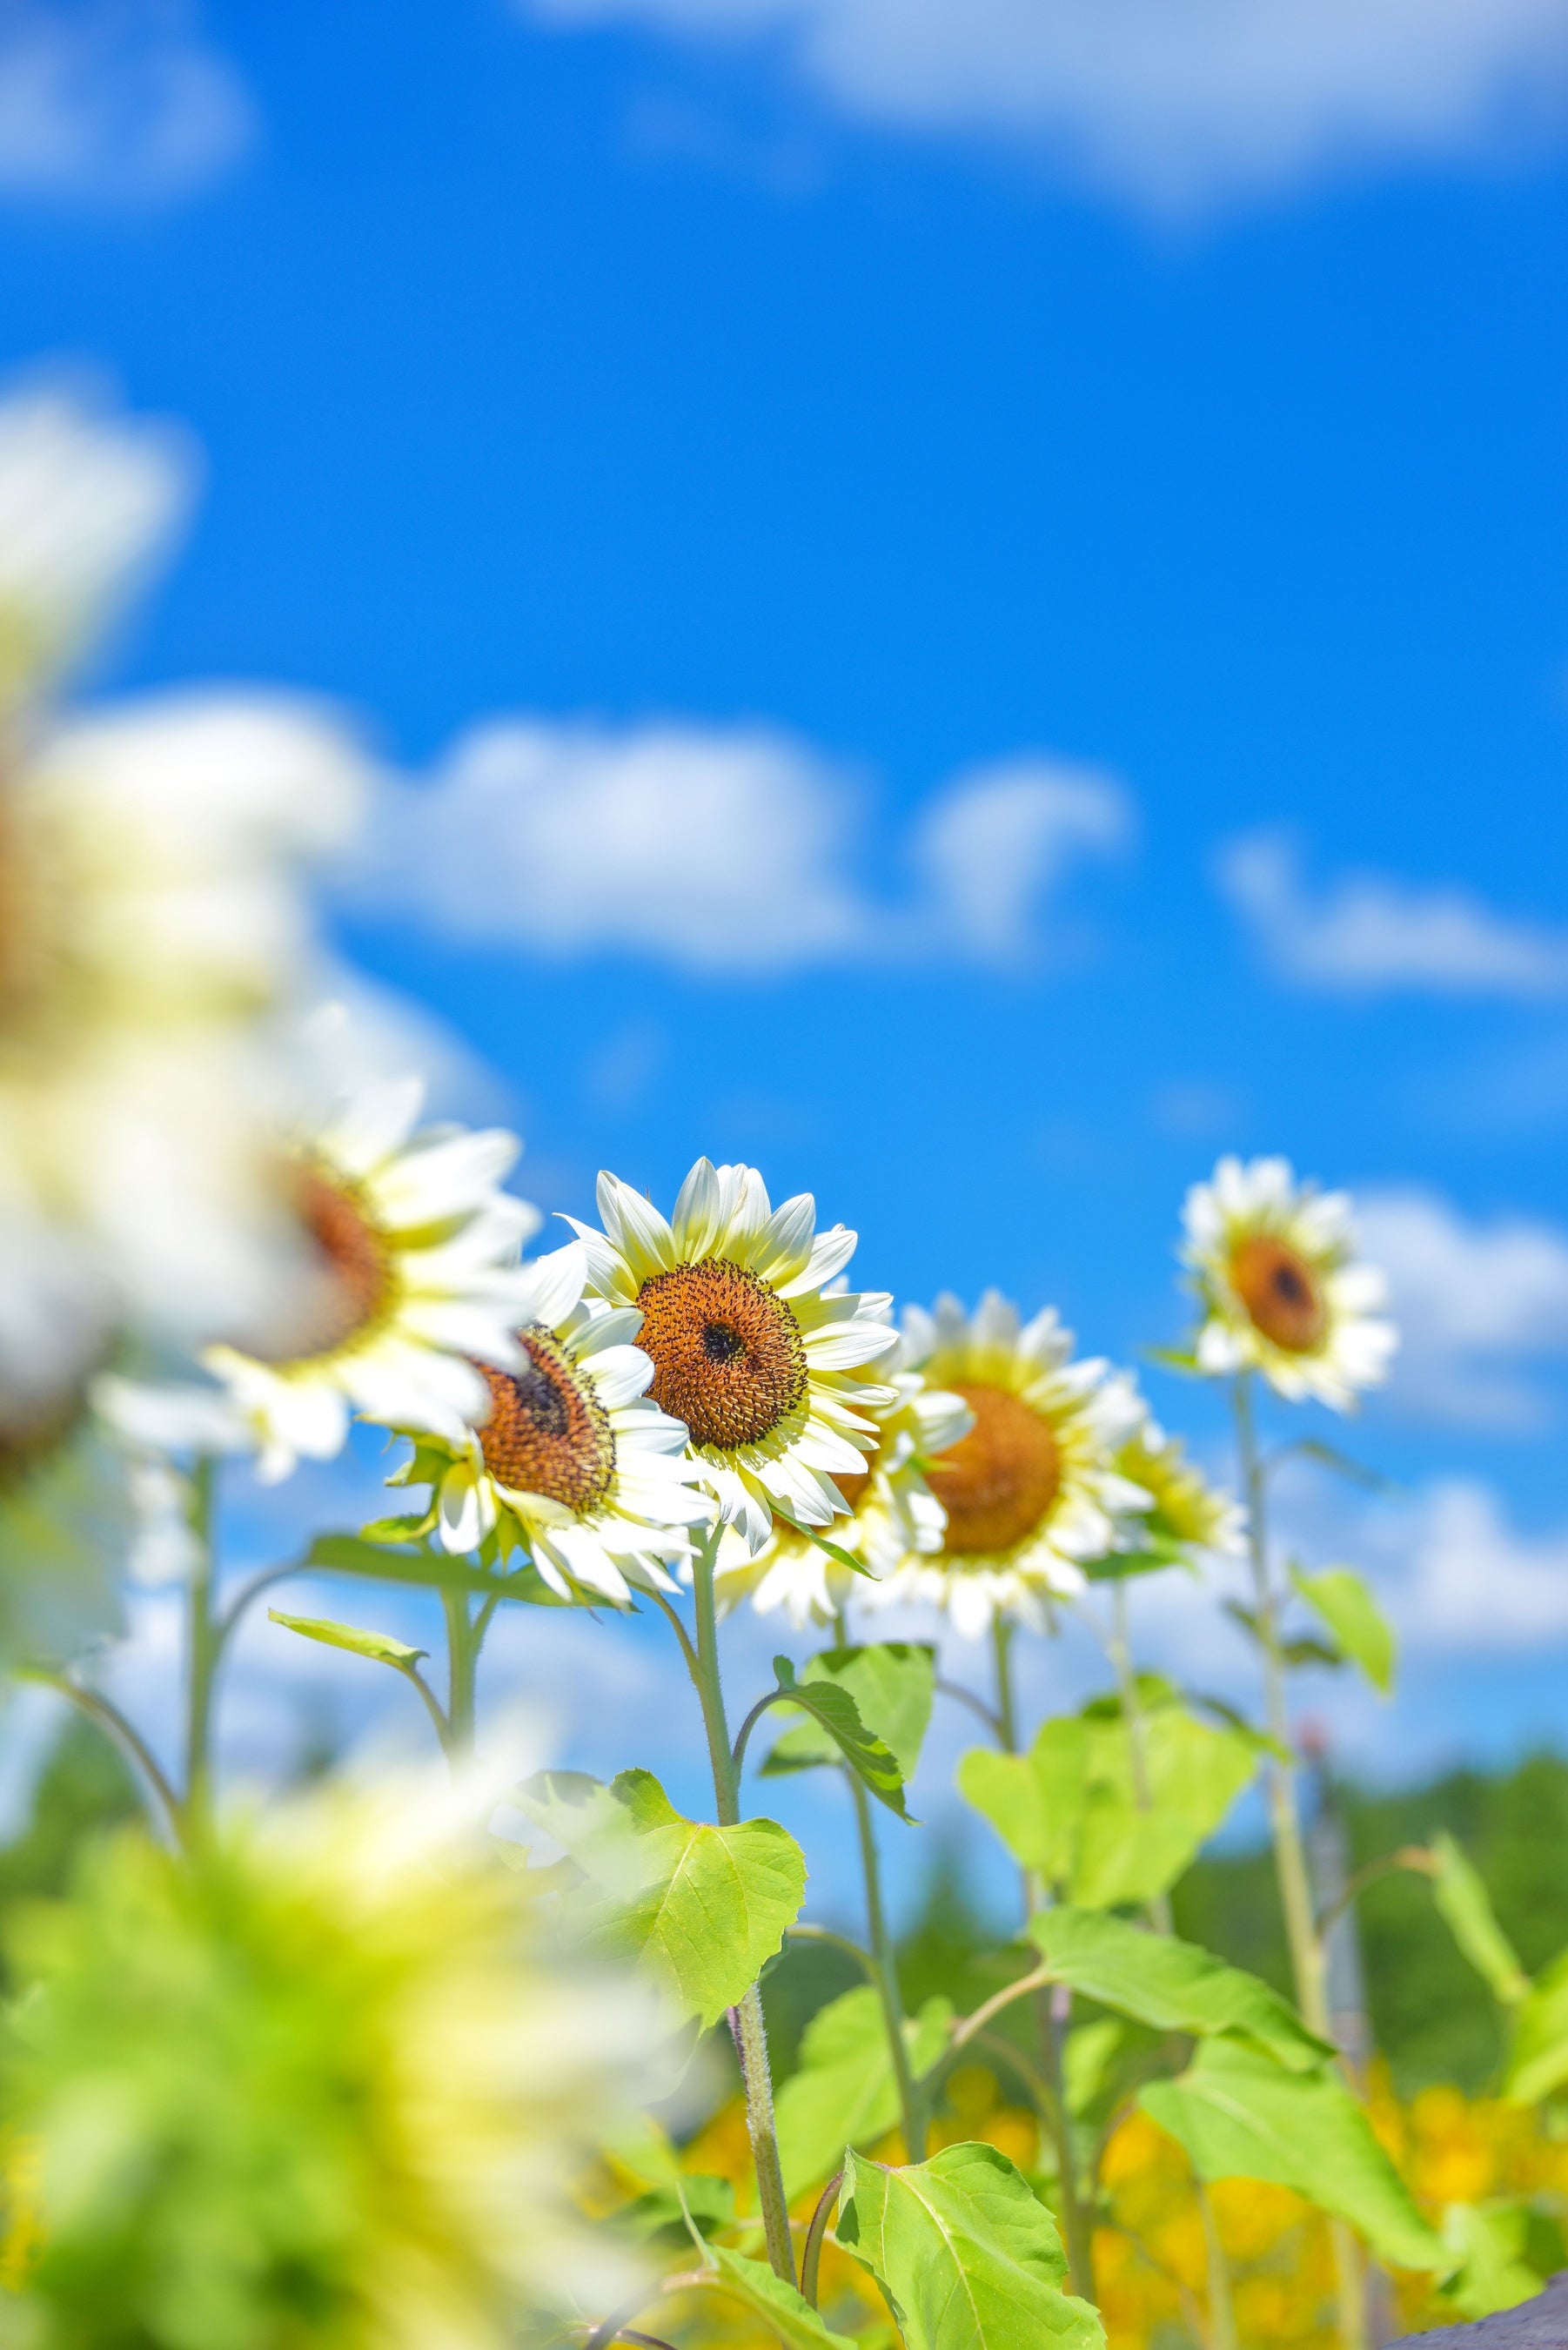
[1182,1155,1397,1410]
[195,1076,540,1480]
[864,1291,1149,1641]
[1113,1416,1247,1566]
[0,385,368,1399]
[392,1240,711,1608]
[568,1159,898,1556]
[718,1305,973,1628]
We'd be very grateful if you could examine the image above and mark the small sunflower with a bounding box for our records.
[568,1158,898,1555]
[392,1241,711,1607]
[0,1770,651,2347]
[718,1306,973,1628]
[867,1291,1149,1641]
[198,1076,539,1480]
[1114,1420,1246,1564]
[1182,1155,1397,1410]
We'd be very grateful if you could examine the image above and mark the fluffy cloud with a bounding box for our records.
[519,0,1568,211]
[1216,829,1568,998]
[0,1,251,204]
[353,716,1133,973]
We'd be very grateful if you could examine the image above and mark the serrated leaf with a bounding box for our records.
[775,1984,952,2198]
[267,1608,426,1669]
[958,1701,1256,1908]
[1428,1831,1529,2008]
[837,2141,1105,2350]
[766,1657,910,1819]
[1504,1947,1568,2104]
[697,2245,861,2350]
[1290,1563,1397,1697]
[510,1767,805,2028]
[1140,2039,1446,2272]
[1027,1908,1330,2071]
[763,1647,935,1797]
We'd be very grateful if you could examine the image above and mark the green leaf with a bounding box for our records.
[266,1608,426,1669]
[1142,1346,1203,1377]
[1428,1831,1530,2008]
[697,2246,861,2350]
[1027,1908,1331,2071]
[1290,1439,1396,1494]
[1504,1946,1568,2104]
[1438,2202,1543,2319]
[770,1506,877,1579]
[1289,1564,1397,1697]
[510,1768,806,2029]
[1063,2021,1123,2117]
[775,1984,953,2199]
[1081,1545,1198,1584]
[771,1644,936,1782]
[1140,2039,1446,2272]
[836,2141,1105,2350]
[618,2171,735,2243]
[356,1510,436,1546]
[764,1657,911,1819]
[958,1701,1256,1908]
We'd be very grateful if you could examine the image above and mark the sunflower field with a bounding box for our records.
[3,380,1568,2350]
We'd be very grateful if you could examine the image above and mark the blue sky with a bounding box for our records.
[6,0,1568,1905]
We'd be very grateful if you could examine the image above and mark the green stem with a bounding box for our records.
[441,1587,480,1759]
[991,1608,1094,2300]
[847,1767,924,2160]
[1234,1375,1366,2350]
[34,1673,183,1845]
[691,1527,795,2286]
[1232,1376,1326,2036]
[182,1456,219,1830]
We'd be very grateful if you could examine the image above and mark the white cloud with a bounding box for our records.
[1216,829,1568,998]
[1356,1187,1568,1430]
[1366,1479,1568,1653]
[0,1,252,204]
[519,0,1568,212]
[353,717,1132,974]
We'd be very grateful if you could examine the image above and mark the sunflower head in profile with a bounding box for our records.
[1113,1419,1246,1565]
[1182,1155,1397,1410]
[718,1304,974,1628]
[197,1076,539,1480]
[391,1241,710,1608]
[865,1291,1149,1641]
[567,1159,898,1555]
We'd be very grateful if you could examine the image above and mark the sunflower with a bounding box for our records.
[1182,1155,1397,1410]
[0,385,368,1400]
[865,1291,1149,1640]
[718,1305,973,1628]
[195,1076,539,1480]
[567,1159,898,1555]
[0,1770,651,2347]
[391,1240,711,1607]
[1114,1420,1246,1563]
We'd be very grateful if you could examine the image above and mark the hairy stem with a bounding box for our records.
[848,1767,924,2159]
[1234,1373,1365,2350]
[991,1608,1095,2300]
[691,1527,795,2285]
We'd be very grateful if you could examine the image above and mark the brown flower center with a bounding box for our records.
[0,1385,82,1493]
[1230,1233,1325,1353]
[477,1326,615,1513]
[635,1259,807,1452]
[249,1165,393,1365]
[928,1384,1061,1555]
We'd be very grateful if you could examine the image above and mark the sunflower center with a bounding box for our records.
[477,1326,615,1513]
[635,1259,807,1452]
[1230,1233,1325,1353]
[928,1383,1061,1555]
[248,1165,393,1365]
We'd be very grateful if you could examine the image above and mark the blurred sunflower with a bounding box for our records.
[1113,1419,1246,1564]
[718,1303,972,1627]
[194,1076,540,1480]
[867,1291,1149,1639]
[569,1158,897,1555]
[392,1239,710,1605]
[1182,1155,1397,1409]
[0,1771,652,2348]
